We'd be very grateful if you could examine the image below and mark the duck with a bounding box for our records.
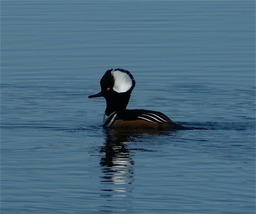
[88,68,184,130]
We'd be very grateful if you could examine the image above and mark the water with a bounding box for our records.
[1,0,255,213]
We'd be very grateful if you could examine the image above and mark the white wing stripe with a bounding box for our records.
[104,112,117,127]
[147,113,169,123]
[138,116,157,123]
[140,113,169,123]
[107,114,117,127]
[142,114,163,123]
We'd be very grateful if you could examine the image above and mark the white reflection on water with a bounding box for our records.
[99,128,170,197]
[100,129,134,197]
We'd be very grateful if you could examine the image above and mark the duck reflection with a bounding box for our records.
[99,128,173,213]
[100,128,168,190]
[100,129,134,187]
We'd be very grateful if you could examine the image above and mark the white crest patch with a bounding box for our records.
[111,70,133,93]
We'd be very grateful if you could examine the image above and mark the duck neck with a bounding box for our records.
[105,93,130,116]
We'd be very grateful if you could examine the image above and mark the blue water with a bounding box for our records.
[1,0,255,213]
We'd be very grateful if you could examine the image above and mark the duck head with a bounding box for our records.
[89,68,136,116]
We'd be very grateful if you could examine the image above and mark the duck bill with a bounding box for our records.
[88,91,103,98]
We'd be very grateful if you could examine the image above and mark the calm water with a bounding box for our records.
[1,0,255,213]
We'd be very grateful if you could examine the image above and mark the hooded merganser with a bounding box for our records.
[89,68,184,129]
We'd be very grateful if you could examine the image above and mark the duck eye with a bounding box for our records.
[106,87,111,91]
